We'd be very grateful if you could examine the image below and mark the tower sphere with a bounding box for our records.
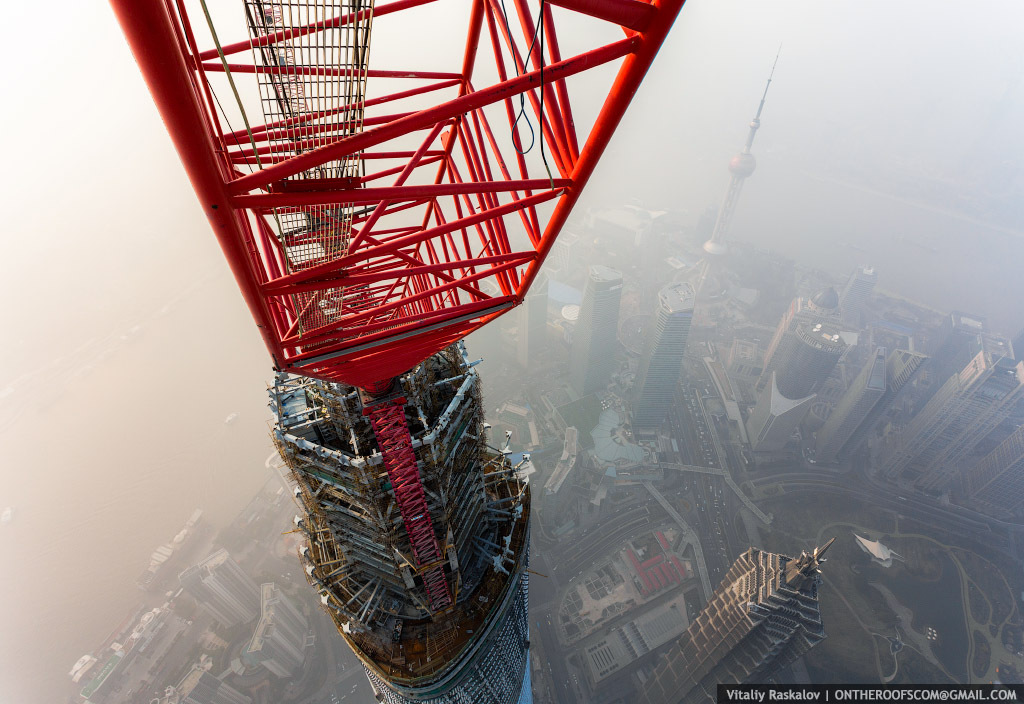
[729,152,757,177]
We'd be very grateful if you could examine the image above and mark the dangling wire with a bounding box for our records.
[497,0,555,189]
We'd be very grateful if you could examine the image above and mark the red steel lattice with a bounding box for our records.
[365,398,452,611]
[111,0,686,390]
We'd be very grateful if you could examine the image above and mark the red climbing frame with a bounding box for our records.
[112,0,685,615]
[365,398,452,611]
[110,0,687,391]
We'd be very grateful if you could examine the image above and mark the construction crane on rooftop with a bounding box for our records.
[111,0,684,700]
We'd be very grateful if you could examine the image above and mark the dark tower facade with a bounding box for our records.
[774,322,847,399]
[633,282,695,430]
[758,288,841,393]
[814,347,887,463]
[641,541,834,704]
[570,265,624,396]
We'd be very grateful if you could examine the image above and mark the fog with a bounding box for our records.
[2,0,1023,701]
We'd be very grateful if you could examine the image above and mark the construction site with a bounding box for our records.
[272,343,532,700]
[111,0,684,700]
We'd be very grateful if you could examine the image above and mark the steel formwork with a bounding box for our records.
[111,0,686,390]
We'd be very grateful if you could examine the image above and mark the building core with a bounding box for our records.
[272,344,531,703]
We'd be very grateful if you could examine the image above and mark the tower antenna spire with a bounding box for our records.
[696,47,781,300]
[747,45,780,149]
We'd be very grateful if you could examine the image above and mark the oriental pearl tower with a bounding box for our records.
[695,51,779,299]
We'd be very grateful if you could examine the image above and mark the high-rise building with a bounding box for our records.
[633,282,695,429]
[758,287,841,392]
[814,347,887,463]
[641,540,834,704]
[244,583,309,678]
[695,53,778,298]
[747,321,845,454]
[173,668,251,704]
[838,265,877,325]
[570,265,623,396]
[842,348,927,455]
[963,424,1024,514]
[746,373,816,453]
[546,230,580,276]
[272,344,531,704]
[923,312,988,395]
[773,321,847,400]
[179,549,260,628]
[517,272,548,369]
[878,335,1024,493]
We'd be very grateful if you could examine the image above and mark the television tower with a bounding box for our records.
[111,0,684,701]
[695,50,779,298]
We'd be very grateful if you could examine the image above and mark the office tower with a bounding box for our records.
[517,273,548,369]
[272,344,531,704]
[641,540,833,704]
[1013,329,1024,362]
[879,335,1024,492]
[570,265,623,396]
[815,347,888,463]
[837,348,927,456]
[964,425,1024,513]
[748,322,845,453]
[174,668,252,704]
[244,583,309,678]
[546,230,580,275]
[179,549,260,628]
[774,322,847,400]
[746,373,816,452]
[758,287,841,392]
[926,312,988,391]
[695,53,778,297]
[633,283,695,429]
[838,265,878,325]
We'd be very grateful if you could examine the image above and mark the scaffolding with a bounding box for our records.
[271,342,530,687]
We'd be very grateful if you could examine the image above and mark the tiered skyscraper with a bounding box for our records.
[695,53,778,298]
[878,334,1023,493]
[244,583,309,678]
[179,549,260,628]
[633,282,695,430]
[814,347,888,463]
[838,265,877,325]
[272,344,531,704]
[570,265,624,396]
[641,540,834,704]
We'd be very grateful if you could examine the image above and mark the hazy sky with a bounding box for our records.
[2,1,1024,701]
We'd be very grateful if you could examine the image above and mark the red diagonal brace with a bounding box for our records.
[364,397,452,612]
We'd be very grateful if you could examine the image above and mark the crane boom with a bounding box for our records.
[111,0,686,390]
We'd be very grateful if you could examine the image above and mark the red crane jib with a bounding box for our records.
[365,398,453,611]
[110,0,686,390]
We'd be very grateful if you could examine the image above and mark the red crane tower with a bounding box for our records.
[111,0,683,690]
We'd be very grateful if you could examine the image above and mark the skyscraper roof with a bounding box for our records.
[809,286,840,312]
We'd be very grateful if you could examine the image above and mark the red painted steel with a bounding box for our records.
[111,0,686,390]
[365,398,453,611]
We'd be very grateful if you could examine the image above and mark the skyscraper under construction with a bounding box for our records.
[113,0,685,701]
[641,540,834,704]
[272,344,531,703]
